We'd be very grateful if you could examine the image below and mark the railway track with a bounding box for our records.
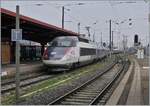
[1,74,56,94]
[49,61,128,105]
[1,57,109,95]
[97,61,130,105]
[1,72,46,86]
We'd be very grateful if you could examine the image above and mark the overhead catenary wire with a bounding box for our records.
[2,1,148,45]
[44,2,99,37]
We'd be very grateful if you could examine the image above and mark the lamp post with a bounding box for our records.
[78,22,80,34]
[105,20,112,58]
[101,32,103,46]
[107,18,132,59]
[148,1,150,61]
[116,20,131,60]
[92,21,98,42]
[62,6,65,29]
[112,30,114,50]
[113,19,132,47]
[15,5,20,103]
[85,26,91,40]
[61,3,84,29]
[61,6,71,29]
[109,19,112,58]
[8,4,44,103]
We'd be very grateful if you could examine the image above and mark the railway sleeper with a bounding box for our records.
[82,87,103,90]
[76,91,98,95]
[101,96,110,101]
[60,101,87,105]
[2,84,15,90]
[98,101,106,105]
[99,99,106,103]
[103,93,110,98]
[68,96,94,100]
[79,90,101,93]
[65,98,92,103]
[73,93,96,97]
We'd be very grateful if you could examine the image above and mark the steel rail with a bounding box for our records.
[90,62,127,105]
[1,75,55,94]
[49,60,118,105]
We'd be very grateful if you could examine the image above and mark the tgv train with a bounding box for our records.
[42,36,109,71]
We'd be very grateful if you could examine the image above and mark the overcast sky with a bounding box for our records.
[1,0,149,47]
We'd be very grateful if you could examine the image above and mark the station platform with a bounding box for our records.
[1,61,44,78]
[106,55,149,105]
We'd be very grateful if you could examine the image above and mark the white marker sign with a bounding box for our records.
[11,29,22,41]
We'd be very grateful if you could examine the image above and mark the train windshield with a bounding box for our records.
[48,36,78,47]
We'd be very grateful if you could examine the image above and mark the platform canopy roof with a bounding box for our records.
[1,8,79,44]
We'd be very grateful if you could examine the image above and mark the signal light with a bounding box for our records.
[129,23,132,26]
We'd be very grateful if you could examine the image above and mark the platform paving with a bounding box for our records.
[137,56,149,105]
[126,58,143,105]
[106,58,134,105]
[106,55,149,105]
[1,61,44,77]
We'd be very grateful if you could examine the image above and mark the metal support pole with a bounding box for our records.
[109,20,112,58]
[15,5,20,103]
[101,32,102,46]
[78,22,80,34]
[123,35,125,55]
[85,26,90,40]
[62,6,64,29]
[122,35,127,61]
[148,2,150,102]
[93,30,95,42]
[112,31,114,50]
[88,29,90,38]
[125,36,127,61]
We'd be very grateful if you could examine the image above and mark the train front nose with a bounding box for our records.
[42,49,71,70]
[42,47,70,65]
[43,47,67,60]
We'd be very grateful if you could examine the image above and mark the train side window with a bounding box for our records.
[80,48,96,56]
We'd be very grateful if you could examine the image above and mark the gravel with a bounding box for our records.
[17,62,115,105]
